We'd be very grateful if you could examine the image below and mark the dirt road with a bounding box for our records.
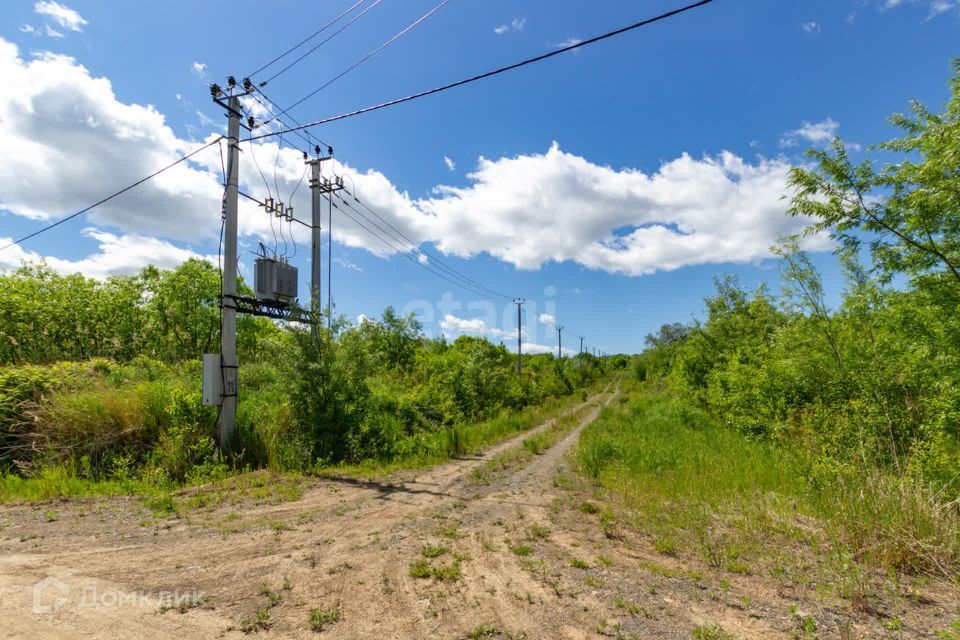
[4,382,957,639]
[0,387,621,639]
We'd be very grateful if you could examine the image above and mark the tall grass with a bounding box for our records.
[577,391,960,579]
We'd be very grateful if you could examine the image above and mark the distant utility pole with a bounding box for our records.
[514,298,525,376]
[556,324,564,362]
[579,336,585,367]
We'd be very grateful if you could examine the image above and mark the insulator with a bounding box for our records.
[327,146,333,157]
[247,116,255,129]
[286,206,293,221]
[210,83,221,98]
[227,76,237,88]
[275,201,284,218]
[242,77,252,91]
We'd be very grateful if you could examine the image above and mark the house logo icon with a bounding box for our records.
[32,576,69,614]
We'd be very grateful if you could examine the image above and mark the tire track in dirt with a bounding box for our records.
[0,384,617,639]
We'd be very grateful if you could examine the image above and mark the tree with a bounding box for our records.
[788,59,960,302]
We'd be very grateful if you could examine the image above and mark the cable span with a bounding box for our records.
[1,136,225,252]
[246,0,715,144]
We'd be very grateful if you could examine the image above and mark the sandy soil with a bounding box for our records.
[1,383,957,639]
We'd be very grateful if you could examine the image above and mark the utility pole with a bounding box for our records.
[514,298,525,376]
[306,149,340,328]
[306,150,335,311]
[218,89,241,452]
[556,324,564,362]
[327,190,332,330]
[579,335,585,367]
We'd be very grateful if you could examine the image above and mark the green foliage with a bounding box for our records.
[0,259,277,366]
[0,258,605,496]
[636,58,960,493]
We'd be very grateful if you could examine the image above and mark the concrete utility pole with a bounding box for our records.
[307,157,324,312]
[327,191,332,329]
[579,335,585,367]
[514,298,525,376]
[556,324,564,362]
[220,93,241,451]
[306,151,341,328]
[306,152,335,314]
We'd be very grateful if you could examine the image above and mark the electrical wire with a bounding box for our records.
[272,130,288,257]
[246,135,280,257]
[245,0,369,80]
[252,87,328,152]
[333,166,511,299]
[247,91,316,154]
[245,0,715,144]
[259,0,385,87]
[333,194,514,300]
[287,165,308,260]
[264,0,453,125]
[0,136,225,252]
[341,186,513,301]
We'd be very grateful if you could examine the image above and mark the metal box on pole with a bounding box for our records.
[202,353,223,406]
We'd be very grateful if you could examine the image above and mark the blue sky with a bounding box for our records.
[0,0,957,354]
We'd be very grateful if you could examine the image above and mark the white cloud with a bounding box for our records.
[866,0,958,17]
[440,314,491,334]
[513,342,573,356]
[35,1,87,32]
[0,38,828,282]
[334,256,363,272]
[443,155,456,171]
[191,61,207,78]
[494,17,526,35]
[44,24,64,38]
[800,21,821,34]
[0,40,225,243]
[780,117,839,148]
[20,24,37,35]
[0,228,214,279]
[538,313,555,325]
[557,37,583,48]
[438,314,522,339]
[195,110,214,127]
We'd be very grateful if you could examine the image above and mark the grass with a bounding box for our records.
[240,608,271,633]
[409,559,462,581]
[319,384,605,481]
[576,388,960,589]
[691,624,735,640]
[469,401,596,487]
[308,606,340,632]
[1,357,609,505]
[421,544,449,558]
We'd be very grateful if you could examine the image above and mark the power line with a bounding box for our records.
[0,136,225,252]
[245,0,369,80]
[258,0,385,88]
[341,188,513,301]
[265,0,453,125]
[251,87,329,152]
[333,195,515,300]
[334,194,509,299]
[245,0,715,144]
